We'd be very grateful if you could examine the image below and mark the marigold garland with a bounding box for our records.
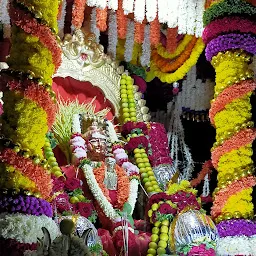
[117,0,127,39]
[0,164,37,194]
[93,163,130,210]
[156,34,193,59]
[1,92,48,157]
[16,0,59,31]
[190,160,213,187]
[147,38,205,83]
[72,0,87,29]
[9,6,62,72]
[7,27,55,85]
[152,36,197,73]
[150,16,160,46]
[0,149,52,199]
[96,7,108,32]
[134,22,145,44]
[212,129,256,168]
[209,80,256,125]
[211,176,256,218]
[166,27,178,53]
[213,94,252,142]
[222,188,254,217]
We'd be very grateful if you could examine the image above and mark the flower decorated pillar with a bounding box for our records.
[0,0,61,254]
[203,0,256,254]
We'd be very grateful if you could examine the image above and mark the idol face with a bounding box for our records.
[87,137,107,161]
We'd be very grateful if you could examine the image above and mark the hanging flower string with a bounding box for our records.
[72,0,87,29]
[166,27,178,53]
[96,7,108,32]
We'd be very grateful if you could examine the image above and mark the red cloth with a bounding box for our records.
[98,228,117,256]
[53,77,115,120]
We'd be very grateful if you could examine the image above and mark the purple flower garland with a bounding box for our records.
[217,219,256,238]
[205,33,256,61]
[0,194,53,217]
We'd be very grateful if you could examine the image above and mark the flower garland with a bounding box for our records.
[149,16,160,46]
[9,5,62,72]
[1,92,48,157]
[93,163,130,210]
[0,0,11,38]
[140,24,151,67]
[211,176,256,219]
[216,236,256,255]
[157,35,193,59]
[0,194,53,217]
[58,0,66,37]
[203,0,256,26]
[124,20,135,63]
[203,16,256,44]
[117,0,127,39]
[107,12,118,58]
[0,165,37,195]
[205,33,256,62]
[209,80,256,125]
[217,219,256,238]
[147,38,205,83]
[96,7,108,32]
[72,0,87,29]
[147,123,172,167]
[151,37,197,73]
[0,148,52,199]
[203,1,256,252]
[82,162,137,222]
[0,212,60,244]
[90,8,100,43]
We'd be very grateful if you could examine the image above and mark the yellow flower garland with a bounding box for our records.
[8,27,55,85]
[214,94,252,141]
[156,35,194,59]
[217,145,253,179]
[0,164,37,193]
[222,188,254,216]
[146,38,205,83]
[2,91,48,157]
[19,0,59,31]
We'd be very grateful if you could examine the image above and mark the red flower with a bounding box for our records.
[158,203,177,215]
[65,177,81,191]
[124,136,149,153]
[122,121,148,136]
[74,202,93,218]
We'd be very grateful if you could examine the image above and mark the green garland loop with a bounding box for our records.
[203,0,256,26]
